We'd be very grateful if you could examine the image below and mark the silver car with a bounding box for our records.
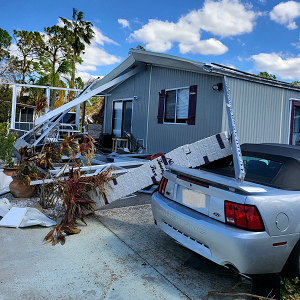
[151,143,300,277]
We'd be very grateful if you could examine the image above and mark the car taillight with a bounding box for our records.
[158,177,168,195]
[225,201,264,231]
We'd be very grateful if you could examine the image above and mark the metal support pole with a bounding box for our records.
[103,95,107,133]
[223,76,245,182]
[82,101,86,133]
[10,85,17,130]
[45,87,50,113]
[75,92,80,130]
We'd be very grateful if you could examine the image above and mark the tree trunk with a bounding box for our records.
[69,53,76,102]
[20,58,27,99]
[50,90,56,110]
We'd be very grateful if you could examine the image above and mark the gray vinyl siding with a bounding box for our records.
[146,67,224,153]
[103,68,151,144]
[103,61,300,154]
[221,77,300,145]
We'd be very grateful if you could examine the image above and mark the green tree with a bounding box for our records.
[0,84,12,122]
[0,55,22,83]
[75,76,84,89]
[0,122,18,167]
[0,28,12,62]
[37,25,72,109]
[291,81,300,86]
[257,71,276,80]
[60,8,94,100]
[136,45,146,51]
[13,30,43,97]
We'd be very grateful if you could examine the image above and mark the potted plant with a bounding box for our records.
[0,122,18,176]
[44,164,112,245]
[9,133,97,199]
[9,146,47,198]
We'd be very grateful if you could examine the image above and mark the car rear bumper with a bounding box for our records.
[151,192,297,275]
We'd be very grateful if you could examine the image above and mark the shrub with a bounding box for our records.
[0,122,18,166]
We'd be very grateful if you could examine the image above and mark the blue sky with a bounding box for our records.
[2,0,300,83]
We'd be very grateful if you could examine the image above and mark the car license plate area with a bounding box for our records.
[176,187,209,215]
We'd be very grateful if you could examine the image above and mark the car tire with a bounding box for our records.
[281,239,300,278]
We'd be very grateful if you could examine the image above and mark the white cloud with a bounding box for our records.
[76,71,98,83]
[179,38,228,55]
[270,1,300,30]
[78,26,121,69]
[118,19,130,28]
[292,37,300,49]
[81,45,121,66]
[183,0,258,38]
[129,0,260,55]
[93,26,119,46]
[251,52,300,80]
[9,43,19,56]
[76,64,97,72]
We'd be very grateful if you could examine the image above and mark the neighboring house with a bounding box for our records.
[91,49,300,154]
[15,103,37,133]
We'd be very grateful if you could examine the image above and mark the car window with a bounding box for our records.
[200,155,282,185]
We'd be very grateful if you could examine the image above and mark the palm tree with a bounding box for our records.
[60,8,94,100]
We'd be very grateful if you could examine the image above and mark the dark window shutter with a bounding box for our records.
[157,89,166,124]
[188,85,197,125]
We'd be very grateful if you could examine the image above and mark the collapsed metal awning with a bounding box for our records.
[34,65,146,126]
[14,65,145,148]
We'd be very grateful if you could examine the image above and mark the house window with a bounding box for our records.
[164,88,189,123]
[157,85,197,125]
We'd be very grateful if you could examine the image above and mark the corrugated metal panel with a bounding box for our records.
[146,67,224,153]
[104,62,300,154]
[222,77,300,145]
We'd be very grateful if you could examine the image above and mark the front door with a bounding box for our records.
[289,101,300,145]
[112,100,132,137]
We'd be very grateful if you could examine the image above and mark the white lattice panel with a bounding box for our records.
[93,131,232,208]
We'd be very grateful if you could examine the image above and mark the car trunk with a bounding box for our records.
[162,166,250,224]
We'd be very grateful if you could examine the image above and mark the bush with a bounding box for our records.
[0,122,18,166]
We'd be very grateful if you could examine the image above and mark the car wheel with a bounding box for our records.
[281,239,300,278]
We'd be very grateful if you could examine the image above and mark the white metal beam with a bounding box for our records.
[1,82,82,92]
[45,87,50,113]
[34,65,145,126]
[10,85,17,130]
[223,76,245,182]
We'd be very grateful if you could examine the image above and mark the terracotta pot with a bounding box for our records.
[3,166,18,177]
[9,178,35,198]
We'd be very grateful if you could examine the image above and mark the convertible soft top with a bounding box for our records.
[201,143,300,191]
[242,143,300,162]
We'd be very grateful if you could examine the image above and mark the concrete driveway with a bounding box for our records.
[0,194,251,300]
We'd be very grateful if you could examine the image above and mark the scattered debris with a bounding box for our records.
[0,198,12,217]
[90,131,231,209]
[0,206,56,228]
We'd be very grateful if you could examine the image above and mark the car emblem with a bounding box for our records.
[213,212,221,217]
